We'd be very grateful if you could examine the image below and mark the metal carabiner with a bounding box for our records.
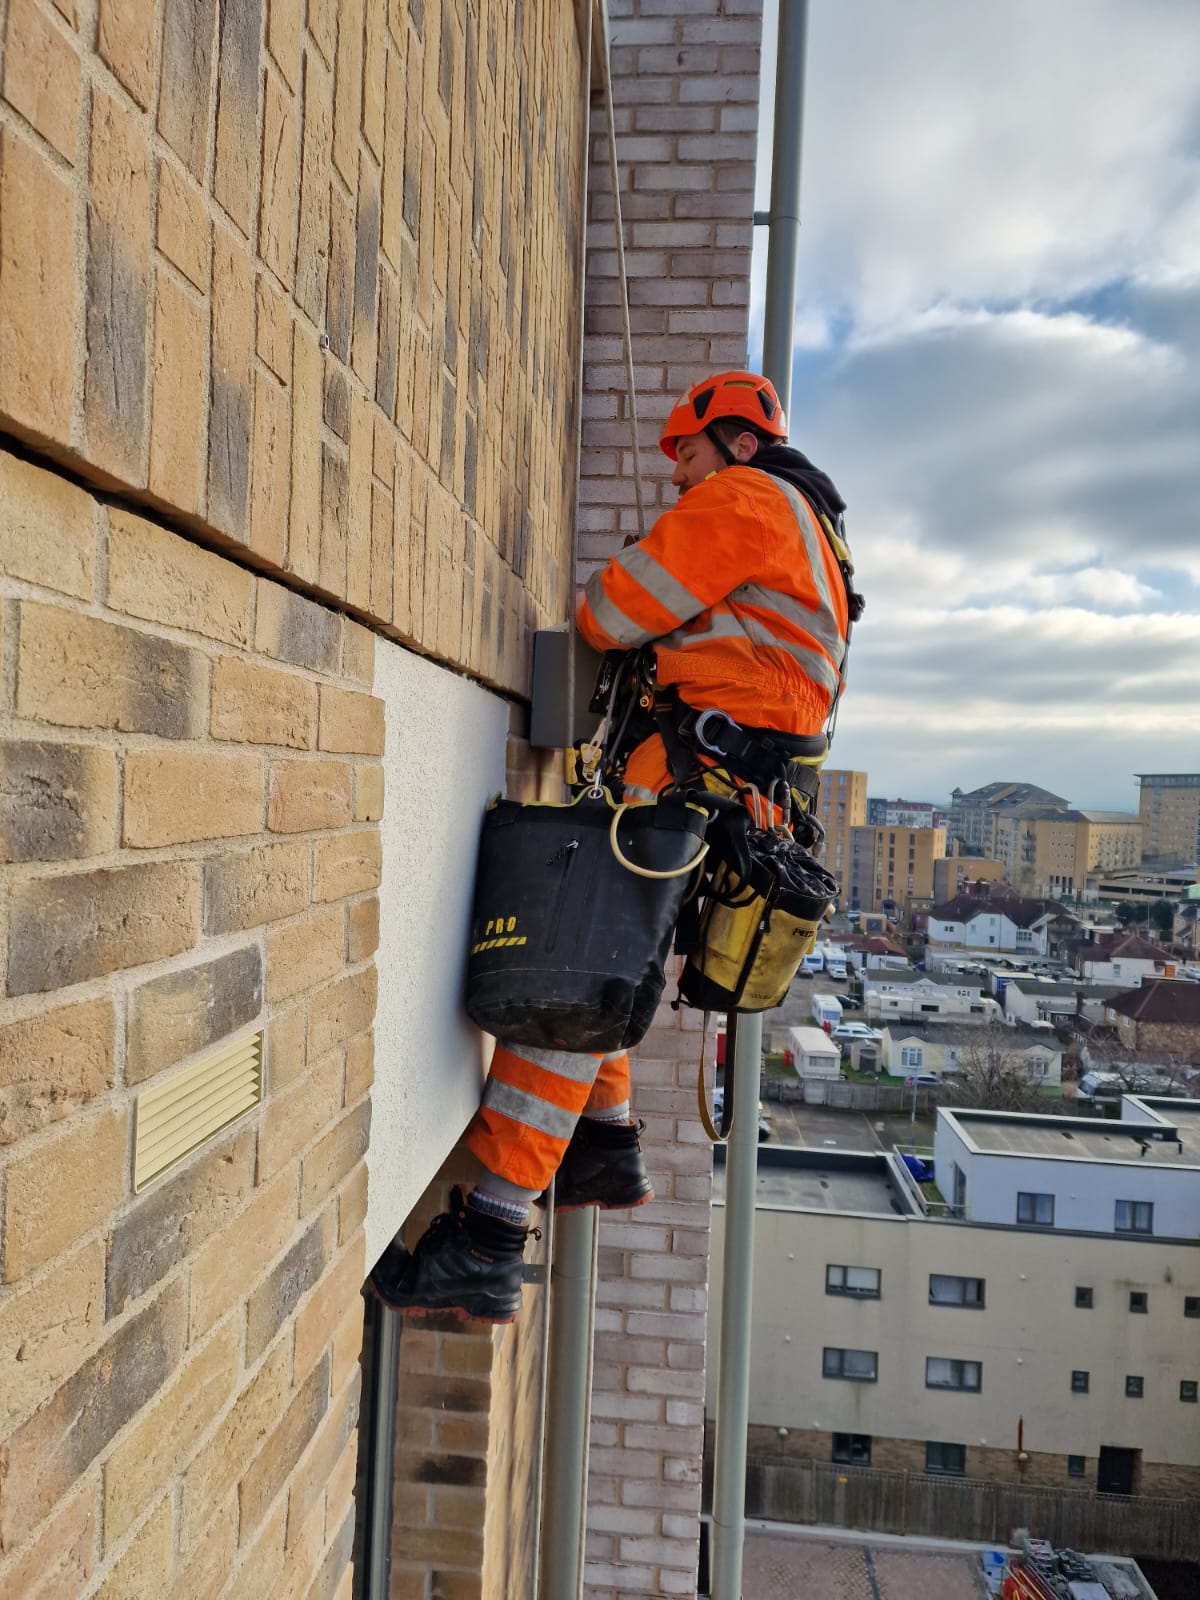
[692,707,738,754]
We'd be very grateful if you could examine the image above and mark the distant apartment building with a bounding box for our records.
[932,856,1005,903]
[710,1098,1200,1503]
[991,807,1142,898]
[866,797,950,830]
[948,781,1069,856]
[848,825,946,915]
[1137,773,1200,865]
[815,769,868,887]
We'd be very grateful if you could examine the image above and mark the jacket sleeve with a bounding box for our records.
[577,475,769,650]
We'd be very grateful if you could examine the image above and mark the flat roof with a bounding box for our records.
[947,1103,1200,1169]
[712,1148,913,1217]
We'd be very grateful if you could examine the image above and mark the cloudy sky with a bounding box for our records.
[751,0,1200,811]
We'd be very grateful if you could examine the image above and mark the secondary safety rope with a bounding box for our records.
[600,20,648,543]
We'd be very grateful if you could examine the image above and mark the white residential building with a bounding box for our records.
[882,1023,1062,1084]
[866,971,1000,1024]
[927,901,1054,959]
[1003,980,1122,1027]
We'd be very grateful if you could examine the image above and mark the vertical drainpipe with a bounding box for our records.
[709,5,810,1598]
[539,5,599,1598]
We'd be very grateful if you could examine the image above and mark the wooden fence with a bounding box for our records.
[741,1456,1200,1562]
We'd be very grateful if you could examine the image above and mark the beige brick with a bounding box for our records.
[293,1237,365,1383]
[126,944,262,1084]
[211,657,318,749]
[370,479,393,620]
[308,966,377,1060]
[238,1350,330,1538]
[249,368,291,565]
[245,1210,332,1364]
[123,748,264,846]
[256,271,292,380]
[353,763,384,821]
[255,582,342,672]
[307,0,336,64]
[17,601,205,737]
[148,270,207,514]
[257,1046,343,1181]
[337,1160,368,1246]
[180,1337,292,1550]
[325,1426,358,1533]
[287,322,323,584]
[346,896,379,963]
[0,1280,186,1545]
[212,0,261,237]
[106,1128,256,1315]
[0,741,118,864]
[0,996,116,1143]
[103,1319,241,1544]
[330,1298,365,1395]
[207,225,254,540]
[259,72,299,290]
[1,0,81,162]
[361,0,386,159]
[267,0,302,89]
[108,507,253,644]
[313,830,382,901]
[278,1481,324,1590]
[0,449,94,599]
[265,903,345,1001]
[204,838,310,933]
[2,1110,126,1277]
[267,757,353,833]
[0,126,77,447]
[157,0,217,179]
[266,1000,307,1090]
[7,859,200,995]
[0,1476,98,1600]
[285,1364,359,1534]
[188,1160,299,1340]
[0,1240,103,1423]
[232,1497,287,1594]
[84,87,151,481]
[330,0,364,186]
[341,619,375,684]
[300,1101,370,1219]
[294,50,333,325]
[156,159,209,291]
[167,1492,235,1600]
[343,1029,373,1106]
[98,0,157,109]
[95,1496,173,1598]
[317,686,385,754]
[346,385,373,605]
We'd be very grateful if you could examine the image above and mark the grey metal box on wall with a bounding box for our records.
[529,625,605,749]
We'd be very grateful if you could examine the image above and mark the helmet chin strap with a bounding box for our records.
[703,423,739,467]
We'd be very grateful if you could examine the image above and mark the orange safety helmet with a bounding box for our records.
[659,370,788,460]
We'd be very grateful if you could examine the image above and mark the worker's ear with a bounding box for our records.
[734,431,760,463]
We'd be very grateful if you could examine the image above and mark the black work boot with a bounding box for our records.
[369,1187,530,1323]
[552,1118,654,1212]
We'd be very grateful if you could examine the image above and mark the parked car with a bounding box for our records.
[832,1022,882,1043]
[908,1073,942,1087]
[711,1087,771,1141]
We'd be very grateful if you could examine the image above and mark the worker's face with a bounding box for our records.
[670,429,757,494]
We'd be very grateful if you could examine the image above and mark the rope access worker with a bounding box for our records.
[370,371,855,1324]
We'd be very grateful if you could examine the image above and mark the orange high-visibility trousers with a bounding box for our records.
[465,1047,632,1192]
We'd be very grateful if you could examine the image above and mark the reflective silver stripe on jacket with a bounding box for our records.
[766,475,845,644]
[659,611,841,696]
[482,1079,579,1139]
[583,545,705,645]
[519,1044,602,1084]
[733,582,846,669]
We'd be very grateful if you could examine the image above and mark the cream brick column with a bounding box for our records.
[577,2,764,1595]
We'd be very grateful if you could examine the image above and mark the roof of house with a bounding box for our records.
[951,781,1069,807]
[931,894,1069,929]
[1079,933,1169,965]
[1107,979,1200,1026]
[883,1021,1060,1050]
[1006,980,1124,1001]
[868,969,983,989]
[843,936,908,956]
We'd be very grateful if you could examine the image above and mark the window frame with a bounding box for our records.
[822,1346,879,1383]
[1129,1290,1148,1314]
[1185,1297,1200,1319]
[929,1273,985,1310]
[1075,1286,1094,1309]
[1071,1370,1090,1394]
[924,1440,966,1477]
[825,1264,882,1300]
[1115,1199,1154,1235]
[1125,1375,1144,1398]
[1067,1454,1086,1478]
[1181,1381,1198,1404]
[1017,1191,1055,1227]
[925,1356,982,1393]
[831,1432,872,1465]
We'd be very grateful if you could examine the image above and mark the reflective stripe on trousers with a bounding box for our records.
[465,1047,632,1191]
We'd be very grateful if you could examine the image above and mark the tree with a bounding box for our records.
[1150,898,1176,936]
[942,1026,1048,1113]
[1114,901,1140,928]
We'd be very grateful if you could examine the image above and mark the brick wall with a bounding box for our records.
[0,0,585,695]
[0,449,376,1596]
[576,3,763,1594]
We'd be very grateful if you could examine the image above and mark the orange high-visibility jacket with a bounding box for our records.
[577,466,849,735]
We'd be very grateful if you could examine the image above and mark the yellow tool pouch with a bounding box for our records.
[676,820,838,1014]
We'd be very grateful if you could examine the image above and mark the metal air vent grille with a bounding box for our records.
[134,1030,264,1190]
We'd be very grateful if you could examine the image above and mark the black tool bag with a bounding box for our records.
[465,788,710,1053]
